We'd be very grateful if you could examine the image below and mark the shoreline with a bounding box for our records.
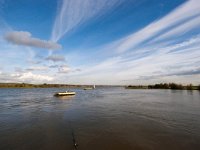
[0,83,121,88]
[126,83,200,90]
[0,83,199,90]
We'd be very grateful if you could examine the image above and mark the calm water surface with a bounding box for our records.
[0,88,200,150]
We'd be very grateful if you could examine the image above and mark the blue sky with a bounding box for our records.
[0,0,200,85]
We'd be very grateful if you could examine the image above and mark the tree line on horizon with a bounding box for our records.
[0,83,84,88]
[126,83,200,90]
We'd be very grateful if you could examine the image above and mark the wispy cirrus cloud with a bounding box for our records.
[5,31,62,50]
[63,34,200,84]
[152,15,200,42]
[104,0,200,53]
[51,0,121,42]
[36,0,200,84]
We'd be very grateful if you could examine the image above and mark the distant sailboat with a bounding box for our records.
[83,85,96,90]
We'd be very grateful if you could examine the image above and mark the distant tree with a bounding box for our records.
[148,83,170,89]
[186,84,193,90]
[198,85,200,90]
[177,84,184,90]
[169,83,176,89]
[169,83,183,90]
[163,83,169,89]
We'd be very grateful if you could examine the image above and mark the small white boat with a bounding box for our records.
[83,87,93,90]
[54,91,76,96]
[83,85,96,90]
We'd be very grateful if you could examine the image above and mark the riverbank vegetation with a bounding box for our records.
[126,83,200,90]
[0,83,117,89]
[0,83,85,88]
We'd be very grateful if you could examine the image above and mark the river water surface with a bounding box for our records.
[0,87,200,150]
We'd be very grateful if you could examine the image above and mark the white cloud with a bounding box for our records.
[0,72,54,83]
[46,54,65,62]
[51,0,121,42]
[13,72,53,83]
[5,31,62,50]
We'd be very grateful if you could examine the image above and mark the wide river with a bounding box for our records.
[0,87,200,150]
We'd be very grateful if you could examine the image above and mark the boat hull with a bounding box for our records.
[83,88,93,90]
[54,92,76,96]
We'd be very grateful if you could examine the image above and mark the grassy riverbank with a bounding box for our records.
[0,83,87,88]
[0,83,120,88]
